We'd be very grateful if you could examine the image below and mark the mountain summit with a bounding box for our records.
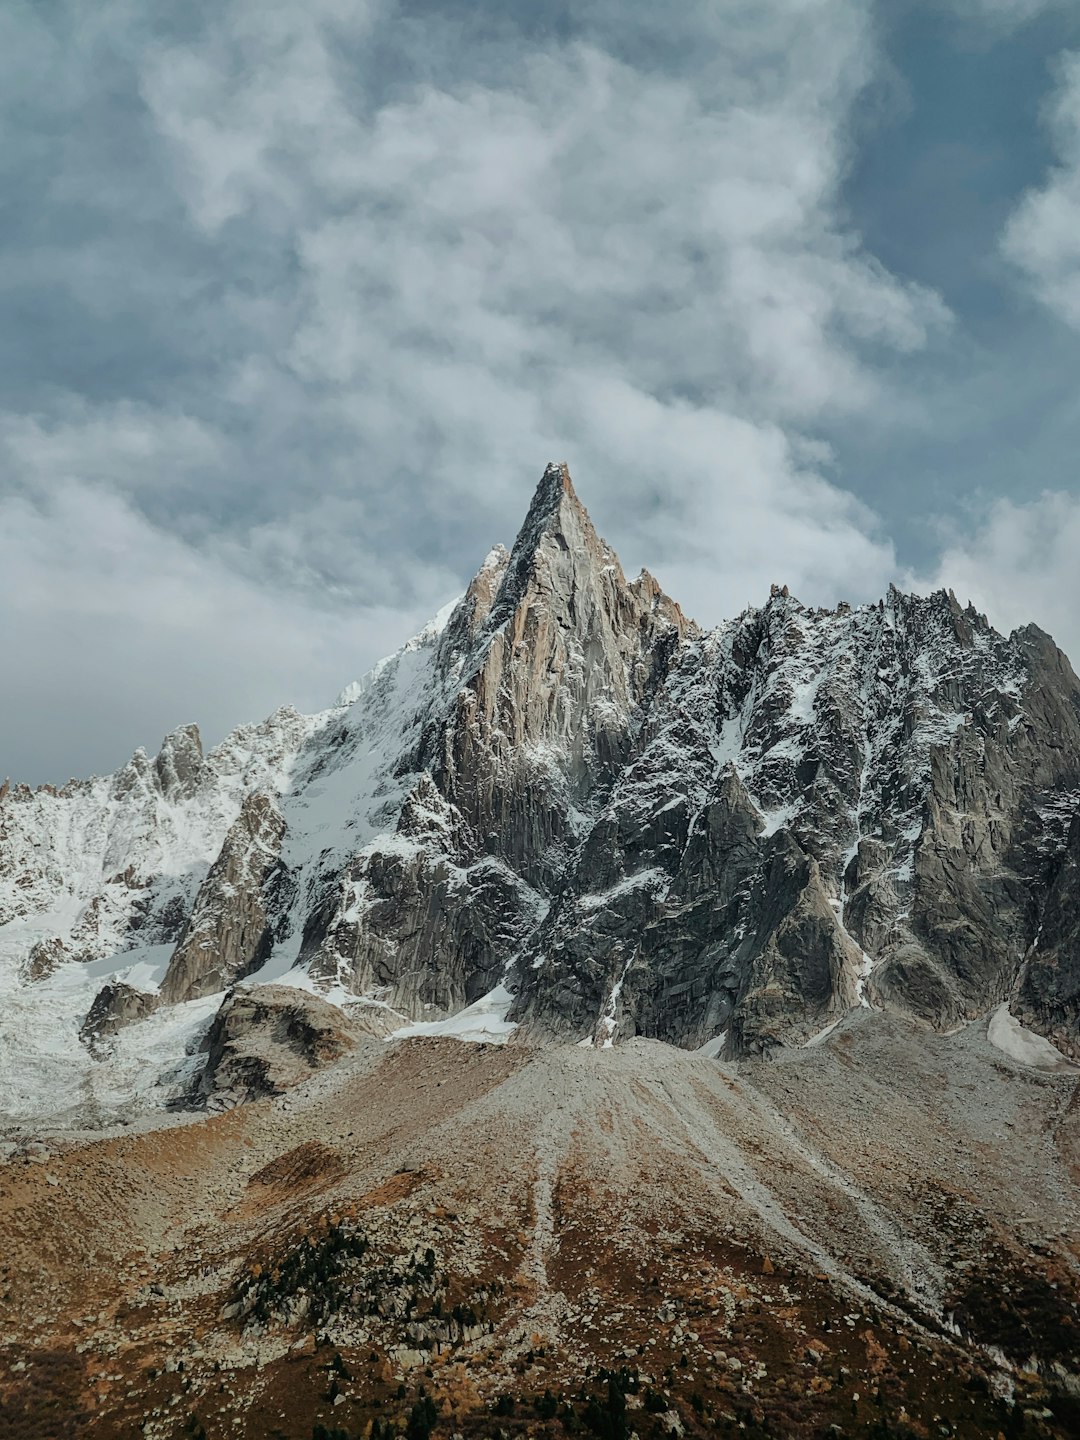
[2,466,1080,1123]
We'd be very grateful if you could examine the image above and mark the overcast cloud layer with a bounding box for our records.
[3,0,1080,783]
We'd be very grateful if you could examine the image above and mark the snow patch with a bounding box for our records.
[391,985,518,1045]
[577,869,667,912]
[695,1032,727,1059]
[595,959,633,1049]
[803,1017,842,1047]
[987,1004,1075,1071]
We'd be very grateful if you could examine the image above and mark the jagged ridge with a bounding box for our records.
[3,464,1080,1126]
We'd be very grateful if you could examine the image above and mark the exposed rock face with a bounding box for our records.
[1015,804,1080,1060]
[79,981,160,1052]
[154,722,209,800]
[197,984,364,1108]
[20,937,71,984]
[426,466,692,885]
[161,792,288,1005]
[512,584,1080,1052]
[300,465,691,1015]
[304,773,545,1014]
[4,462,1080,1105]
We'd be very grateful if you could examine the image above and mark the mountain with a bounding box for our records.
[3,463,1080,1127]
[4,466,1080,1439]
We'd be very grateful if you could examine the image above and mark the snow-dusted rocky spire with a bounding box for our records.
[427,463,693,878]
[483,462,619,636]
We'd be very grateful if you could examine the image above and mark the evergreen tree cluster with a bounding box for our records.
[237,1224,371,1326]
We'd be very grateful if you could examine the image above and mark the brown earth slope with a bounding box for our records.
[2,1012,1079,1440]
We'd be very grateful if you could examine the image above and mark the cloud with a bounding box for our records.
[0,405,228,505]
[143,2,945,427]
[135,0,944,584]
[917,490,1080,664]
[533,371,898,625]
[1002,51,1080,327]
[949,0,1071,24]
[0,476,457,785]
[1,0,957,782]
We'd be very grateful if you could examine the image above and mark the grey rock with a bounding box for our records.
[161,792,288,1005]
[197,983,365,1106]
[20,936,71,983]
[305,773,543,1014]
[154,723,209,801]
[1015,806,1080,1059]
[80,981,160,1052]
[510,560,1080,1054]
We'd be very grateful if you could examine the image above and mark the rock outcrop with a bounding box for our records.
[197,984,365,1108]
[79,981,160,1053]
[161,792,288,1005]
[1015,803,1080,1060]
[154,722,209,800]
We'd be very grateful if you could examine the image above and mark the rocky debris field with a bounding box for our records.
[2,1012,1079,1439]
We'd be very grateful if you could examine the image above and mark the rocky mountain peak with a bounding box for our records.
[425,467,694,883]
[153,722,207,800]
[7,476,1080,1440]
[529,456,578,514]
[515,458,584,540]
[4,464,1080,1133]
[480,461,619,637]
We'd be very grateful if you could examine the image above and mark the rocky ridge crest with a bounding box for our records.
[2,464,1080,1123]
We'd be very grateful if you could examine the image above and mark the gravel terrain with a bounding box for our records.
[2,1014,1079,1438]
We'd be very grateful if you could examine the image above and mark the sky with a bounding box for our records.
[5,0,1080,784]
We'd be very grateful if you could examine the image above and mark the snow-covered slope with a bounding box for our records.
[0,707,318,1123]
[4,464,1080,1129]
[0,603,467,1125]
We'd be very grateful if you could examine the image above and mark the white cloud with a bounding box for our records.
[0,475,457,784]
[3,0,962,780]
[535,370,897,626]
[1002,51,1080,326]
[0,404,227,499]
[916,490,1080,664]
[141,1,382,233]
[134,0,942,607]
[143,5,945,425]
